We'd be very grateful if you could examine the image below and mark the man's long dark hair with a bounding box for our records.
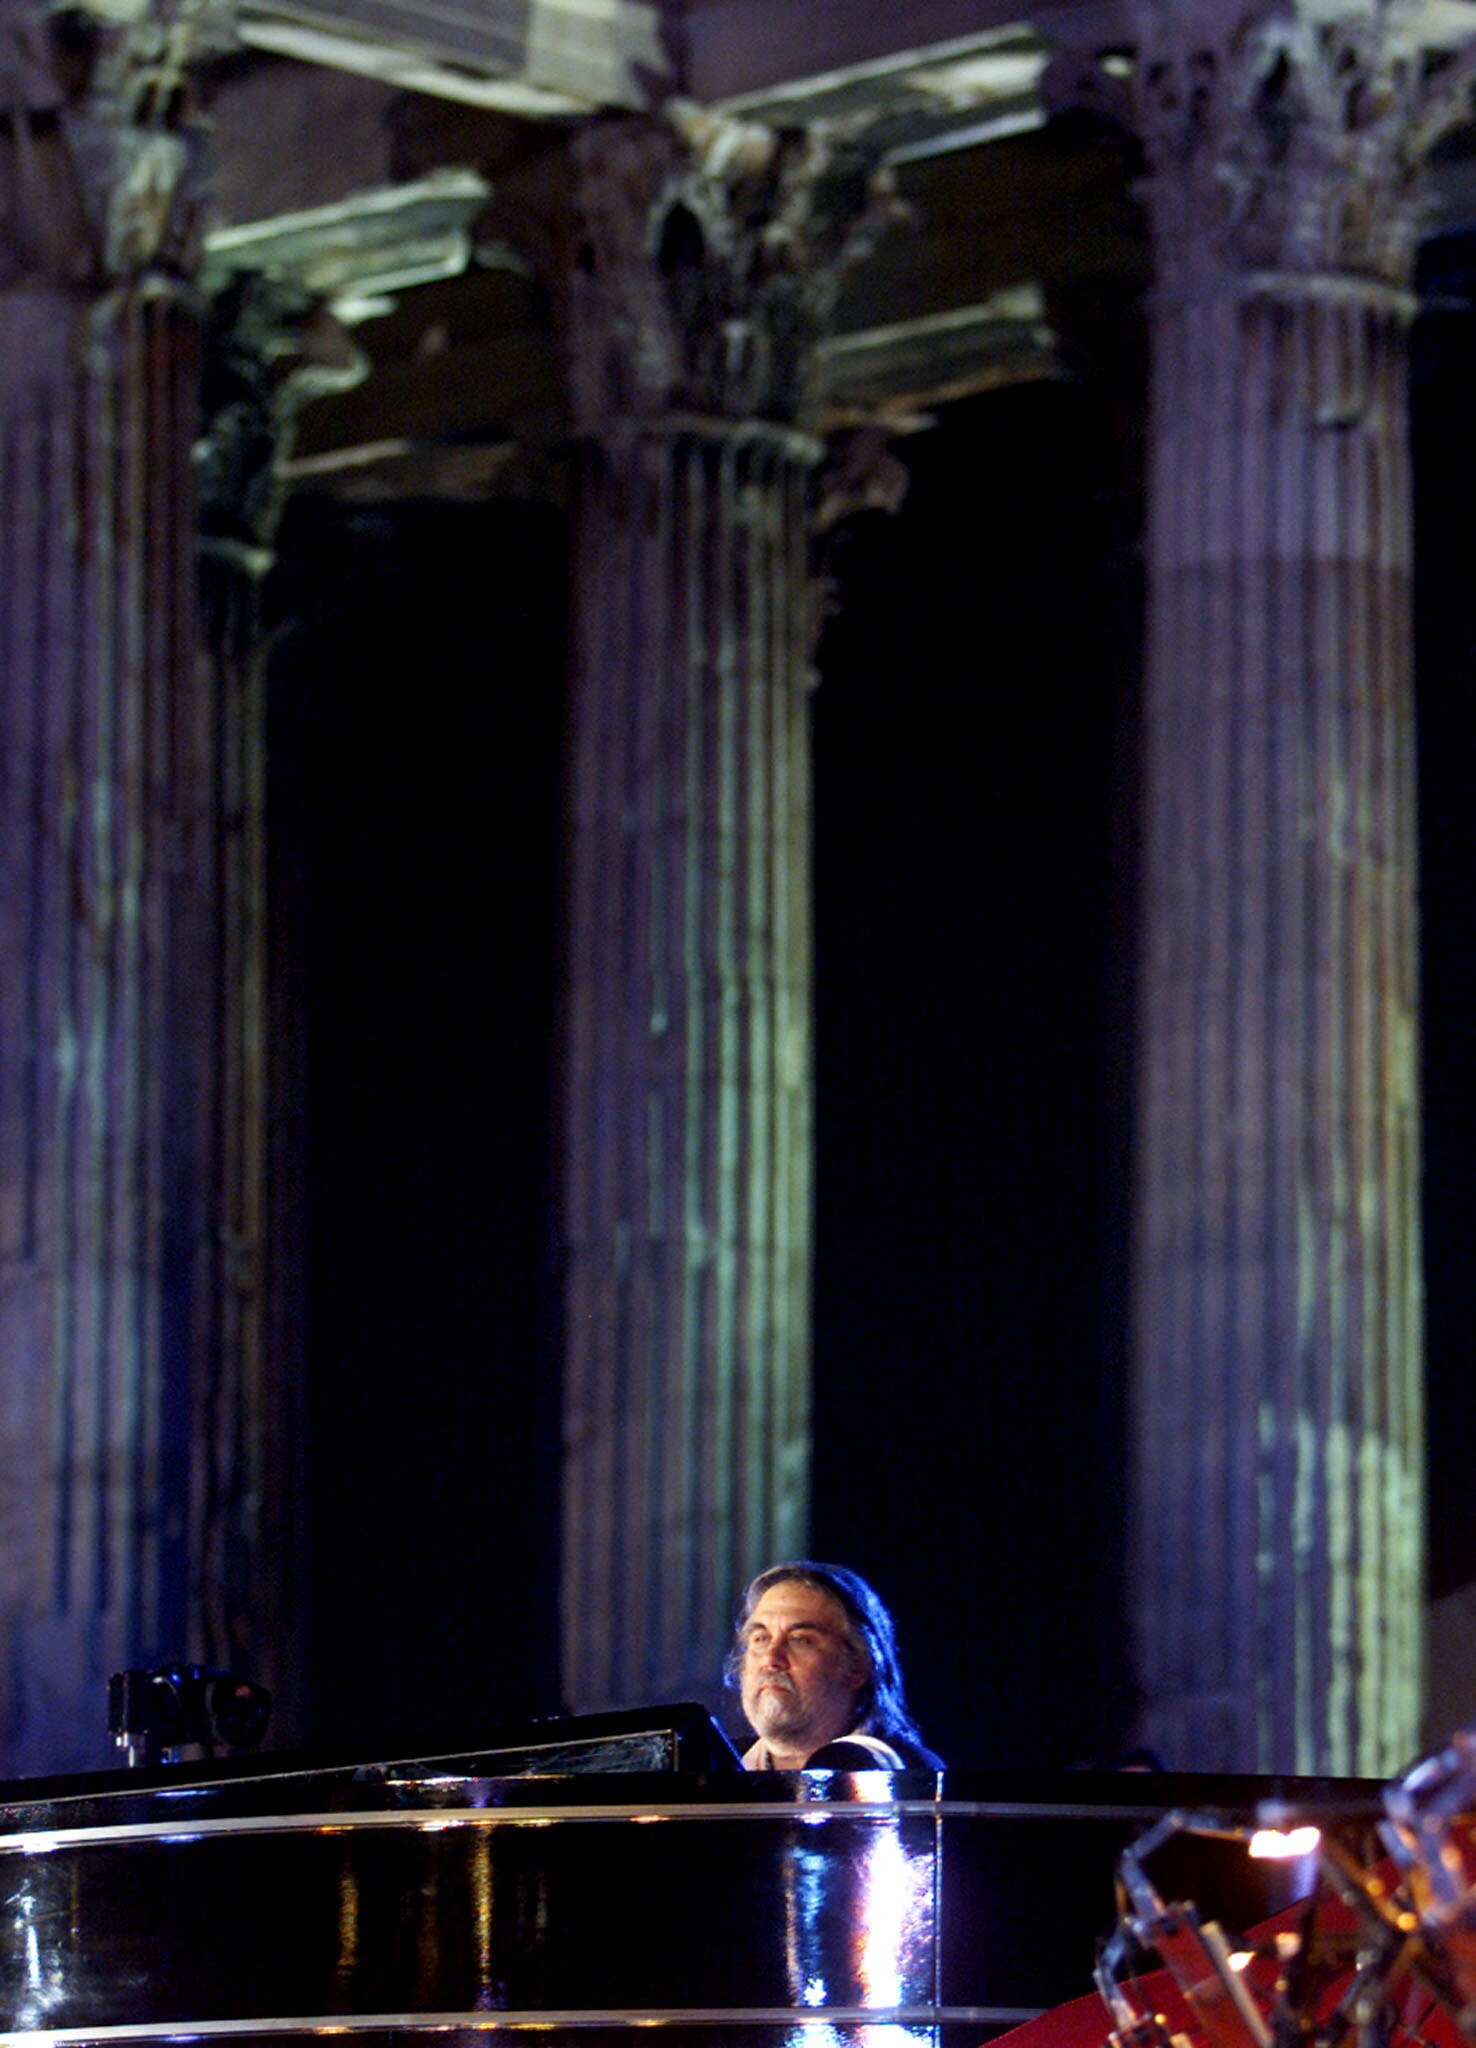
[726,1559,926,1748]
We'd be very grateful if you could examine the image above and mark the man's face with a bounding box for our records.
[739,1580,869,1756]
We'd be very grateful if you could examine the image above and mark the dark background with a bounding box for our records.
[259,258,1476,1767]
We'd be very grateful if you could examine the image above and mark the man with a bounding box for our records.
[728,1560,943,1771]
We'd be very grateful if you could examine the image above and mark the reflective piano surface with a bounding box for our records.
[0,1707,1378,2048]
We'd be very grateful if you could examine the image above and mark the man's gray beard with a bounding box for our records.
[749,1681,806,1737]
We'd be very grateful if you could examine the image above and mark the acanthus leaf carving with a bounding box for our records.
[0,0,207,288]
[1126,0,1474,291]
[196,268,364,560]
[566,107,905,436]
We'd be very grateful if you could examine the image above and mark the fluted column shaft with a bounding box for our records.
[1118,0,1456,1775]
[194,536,273,1703]
[1133,270,1423,1773]
[562,419,815,1708]
[0,278,216,1768]
[552,113,890,1711]
[191,267,369,1730]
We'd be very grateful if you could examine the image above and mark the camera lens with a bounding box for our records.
[205,1675,271,1749]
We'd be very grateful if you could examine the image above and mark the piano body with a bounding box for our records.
[0,1706,1370,2048]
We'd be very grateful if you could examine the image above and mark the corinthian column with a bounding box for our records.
[1126,0,1452,1773]
[558,117,887,1710]
[0,0,228,1771]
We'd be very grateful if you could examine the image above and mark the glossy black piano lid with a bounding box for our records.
[0,1729,1382,2048]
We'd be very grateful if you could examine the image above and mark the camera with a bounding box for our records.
[108,1663,272,1766]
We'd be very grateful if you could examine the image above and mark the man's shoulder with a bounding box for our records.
[804,1732,944,1771]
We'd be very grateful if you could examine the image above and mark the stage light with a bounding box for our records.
[1248,1826,1320,1860]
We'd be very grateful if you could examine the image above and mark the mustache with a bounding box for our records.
[754,1671,798,1695]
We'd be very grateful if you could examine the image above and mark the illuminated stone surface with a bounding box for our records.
[557,118,890,1710]
[0,0,235,1771]
[1126,1,1438,1774]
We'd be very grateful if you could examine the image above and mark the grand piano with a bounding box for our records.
[0,1705,1378,2048]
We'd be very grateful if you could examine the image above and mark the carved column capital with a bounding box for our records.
[1125,0,1470,293]
[197,270,362,565]
[0,0,209,287]
[565,108,902,436]
[197,171,486,554]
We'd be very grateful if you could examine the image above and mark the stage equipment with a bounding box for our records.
[1385,1721,1476,2030]
[1093,1804,1419,2048]
[107,1663,273,1766]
